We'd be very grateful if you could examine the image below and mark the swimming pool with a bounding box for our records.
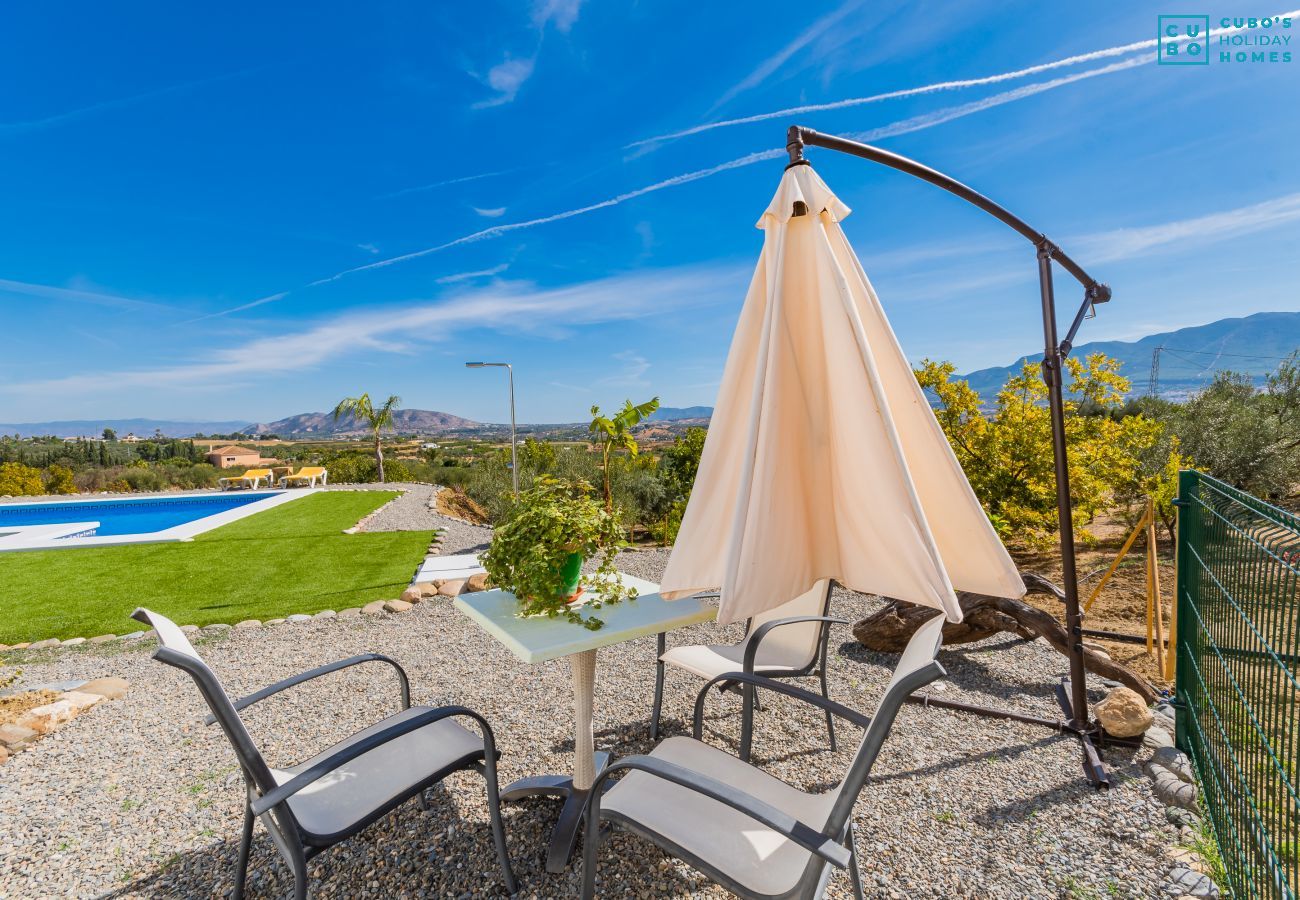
[0,490,310,551]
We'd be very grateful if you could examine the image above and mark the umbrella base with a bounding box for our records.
[906,676,1111,789]
[501,751,612,872]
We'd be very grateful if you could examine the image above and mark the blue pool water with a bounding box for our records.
[0,492,276,538]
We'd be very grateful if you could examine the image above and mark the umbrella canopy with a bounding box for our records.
[659,164,1025,624]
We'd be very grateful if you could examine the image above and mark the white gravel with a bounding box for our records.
[0,543,1174,899]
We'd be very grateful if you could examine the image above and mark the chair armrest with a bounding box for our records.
[692,671,873,735]
[205,653,410,726]
[588,754,850,868]
[742,615,851,673]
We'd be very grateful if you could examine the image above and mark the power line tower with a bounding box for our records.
[1148,346,1163,397]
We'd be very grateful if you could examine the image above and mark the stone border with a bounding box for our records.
[1136,701,1222,899]
[0,677,130,765]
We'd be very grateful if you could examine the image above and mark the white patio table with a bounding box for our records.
[453,574,715,872]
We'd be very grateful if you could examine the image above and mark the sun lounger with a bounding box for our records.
[279,466,328,487]
[219,468,274,491]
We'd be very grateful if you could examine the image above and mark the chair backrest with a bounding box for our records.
[791,612,945,899]
[743,579,832,671]
[130,608,282,804]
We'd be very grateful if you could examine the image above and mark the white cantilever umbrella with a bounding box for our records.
[660,163,1025,624]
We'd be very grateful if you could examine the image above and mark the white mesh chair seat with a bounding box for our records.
[660,641,812,681]
[601,736,837,897]
[271,706,485,839]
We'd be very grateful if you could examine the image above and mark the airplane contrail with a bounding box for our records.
[207,54,1147,316]
[627,9,1300,149]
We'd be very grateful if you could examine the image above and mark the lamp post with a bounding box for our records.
[465,362,518,498]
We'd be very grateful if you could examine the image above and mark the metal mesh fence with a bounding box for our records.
[1176,470,1299,899]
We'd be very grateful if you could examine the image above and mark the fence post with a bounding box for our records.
[1173,469,1197,754]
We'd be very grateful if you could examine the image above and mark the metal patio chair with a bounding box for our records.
[585,613,946,900]
[651,579,839,758]
[130,608,517,899]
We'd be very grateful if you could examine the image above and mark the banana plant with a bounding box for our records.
[588,397,659,510]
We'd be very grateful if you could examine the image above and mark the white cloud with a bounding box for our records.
[357,242,380,254]
[533,0,584,32]
[473,206,507,218]
[711,0,867,111]
[600,350,651,387]
[436,263,510,284]
[0,67,263,136]
[0,277,181,314]
[6,265,743,396]
[1078,191,1300,263]
[378,169,512,199]
[473,56,537,109]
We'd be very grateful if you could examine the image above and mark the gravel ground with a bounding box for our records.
[0,543,1174,899]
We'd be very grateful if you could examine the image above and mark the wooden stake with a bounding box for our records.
[1085,505,1150,615]
[1149,498,1166,668]
[1145,504,1155,657]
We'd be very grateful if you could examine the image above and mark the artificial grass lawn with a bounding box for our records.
[0,491,433,643]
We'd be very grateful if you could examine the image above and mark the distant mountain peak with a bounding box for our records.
[958,311,1299,402]
[252,408,481,436]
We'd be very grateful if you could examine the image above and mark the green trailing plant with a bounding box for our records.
[331,392,401,483]
[588,397,659,510]
[481,476,635,630]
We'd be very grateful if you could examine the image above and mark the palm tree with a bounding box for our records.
[332,393,401,483]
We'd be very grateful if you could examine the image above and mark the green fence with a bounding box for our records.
[1175,470,1299,899]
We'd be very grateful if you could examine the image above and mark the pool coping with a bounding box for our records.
[0,489,317,552]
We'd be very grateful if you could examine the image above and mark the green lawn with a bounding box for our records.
[0,491,433,643]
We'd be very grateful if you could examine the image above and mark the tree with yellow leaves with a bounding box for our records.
[915,353,1182,547]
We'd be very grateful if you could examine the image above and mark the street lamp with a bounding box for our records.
[465,362,518,498]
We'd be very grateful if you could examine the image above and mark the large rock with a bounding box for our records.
[28,638,61,650]
[0,745,8,764]
[399,587,423,604]
[414,582,441,598]
[234,619,262,630]
[1168,866,1219,898]
[438,579,467,597]
[1095,687,1154,738]
[0,723,38,750]
[287,614,313,623]
[361,601,387,616]
[79,677,130,701]
[87,634,117,645]
[59,691,103,713]
[337,608,362,620]
[61,637,86,647]
[384,600,413,613]
[466,573,491,593]
[16,699,78,734]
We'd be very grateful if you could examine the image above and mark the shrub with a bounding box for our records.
[0,462,44,496]
[42,464,78,495]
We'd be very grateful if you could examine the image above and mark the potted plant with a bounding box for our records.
[481,476,637,629]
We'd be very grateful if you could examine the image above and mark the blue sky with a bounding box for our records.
[1,1,1297,425]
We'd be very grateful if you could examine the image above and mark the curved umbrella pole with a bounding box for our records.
[787,126,1114,788]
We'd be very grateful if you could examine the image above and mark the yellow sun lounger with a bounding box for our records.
[218,468,273,491]
[278,466,328,488]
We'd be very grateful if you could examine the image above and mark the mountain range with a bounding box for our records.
[3,312,1293,438]
[958,310,1298,402]
[251,409,480,437]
